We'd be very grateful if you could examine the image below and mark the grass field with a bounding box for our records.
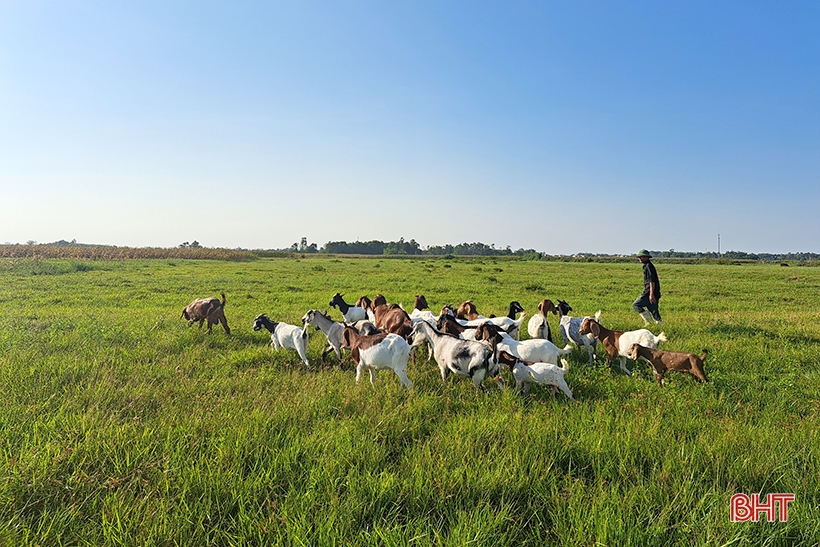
[1,256,819,546]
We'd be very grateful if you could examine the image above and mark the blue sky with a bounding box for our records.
[1,1,818,254]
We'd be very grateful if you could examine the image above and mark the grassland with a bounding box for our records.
[0,256,818,546]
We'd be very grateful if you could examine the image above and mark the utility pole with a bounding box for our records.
[717,234,721,257]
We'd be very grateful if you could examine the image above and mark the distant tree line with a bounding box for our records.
[293,239,820,261]
[296,238,543,257]
[578,250,820,261]
[9,239,820,262]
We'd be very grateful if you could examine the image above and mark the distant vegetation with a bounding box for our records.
[4,239,819,262]
[0,243,255,261]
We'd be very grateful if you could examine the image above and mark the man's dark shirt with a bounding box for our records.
[642,261,661,299]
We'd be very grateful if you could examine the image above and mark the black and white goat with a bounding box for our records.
[409,321,502,389]
[556,300,601,367]
[252,314,311,367]
[329,293,368,323]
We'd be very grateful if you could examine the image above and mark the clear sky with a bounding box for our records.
[2,1,818,255]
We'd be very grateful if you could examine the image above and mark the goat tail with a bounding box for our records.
[656,332,668,343]
[559,344,573,355]
[700,349,709,361]
[221,293,227,307]
[594,310,602,322]
[560,358,569,372]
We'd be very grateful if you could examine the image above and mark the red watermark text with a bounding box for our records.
[730,493,795,522]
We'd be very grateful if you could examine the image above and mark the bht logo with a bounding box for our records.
[730,493,795,522]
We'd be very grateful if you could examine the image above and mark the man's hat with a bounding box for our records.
[636,249,652,258]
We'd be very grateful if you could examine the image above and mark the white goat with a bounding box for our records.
[253,314,310,367]
[409,321,501,389]
[343,326,412,388]
[301,309,344,363]
[556,300,601,367]
[497,351,573,399]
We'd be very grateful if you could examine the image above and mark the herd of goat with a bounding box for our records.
[182,292,709,398]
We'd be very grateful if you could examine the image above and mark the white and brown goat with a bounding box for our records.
[527,299,557,342]
[342,326,412,388]
[578,318,667,376]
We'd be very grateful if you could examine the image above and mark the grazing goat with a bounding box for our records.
[578,318,667,376]
[556,300,601,367]
[181,293,230,334]
[409,321,502,389]
[329,293,368,323]
[496,350,573,399]
[627,344,709,385]
[252,314,310,367]
[527,299,557,342]
[301,309,344,363]
[342,326,412,388]
[474,323,572,366]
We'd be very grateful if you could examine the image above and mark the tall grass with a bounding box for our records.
[0,257,818,546]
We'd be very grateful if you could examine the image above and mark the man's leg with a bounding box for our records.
[633,295,655,325]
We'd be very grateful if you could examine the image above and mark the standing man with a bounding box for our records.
[633,249,662,325]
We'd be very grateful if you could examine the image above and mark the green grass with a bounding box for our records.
[1,257,819,546]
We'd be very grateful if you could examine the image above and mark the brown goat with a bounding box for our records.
[370,294,387,309]
[412,294,430,311]
[369,296,413,339]
[627,344,708,385]
[538,299,558,316]
[437,314,469,337]
[181,293,230,334]
[456,301,480,320]
[355,295,372,310]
